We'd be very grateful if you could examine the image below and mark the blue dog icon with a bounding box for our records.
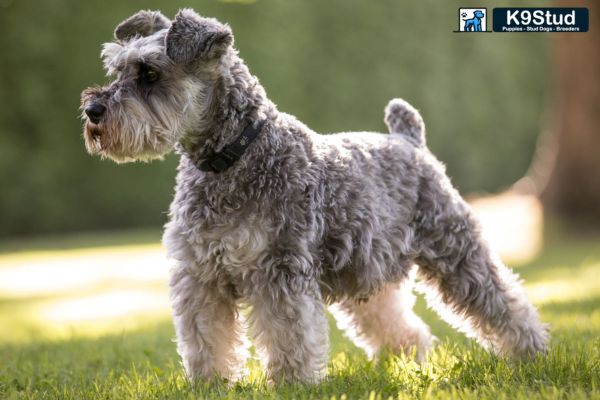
[463,10,485,31]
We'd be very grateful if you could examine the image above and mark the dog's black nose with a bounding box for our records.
[85,103,106,124]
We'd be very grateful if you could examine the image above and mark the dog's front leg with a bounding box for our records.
[169,264,247,382]
[246,262,329,383]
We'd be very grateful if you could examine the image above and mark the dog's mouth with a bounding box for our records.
[82,125,129,162]
[86,121,102,139]
[83,119,110,155]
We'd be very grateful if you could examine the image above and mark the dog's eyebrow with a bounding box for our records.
[101,42,125,73]
[139,55,172,72]
[102,35,170,75]
[137,42,172,70]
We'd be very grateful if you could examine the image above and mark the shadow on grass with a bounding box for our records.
[0,229,162,255]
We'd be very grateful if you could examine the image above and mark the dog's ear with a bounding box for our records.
[114,10,171,42]
[165,9,233,64]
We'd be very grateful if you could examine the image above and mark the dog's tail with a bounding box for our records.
[384,98,425,147]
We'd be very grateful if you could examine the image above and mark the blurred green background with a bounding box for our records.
[0,0,548,238]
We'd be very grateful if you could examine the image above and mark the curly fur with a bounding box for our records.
[81,9,548,384]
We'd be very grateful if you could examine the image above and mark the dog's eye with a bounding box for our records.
[140,66,159,83]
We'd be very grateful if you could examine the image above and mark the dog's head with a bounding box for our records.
[80,9,234,162]
[473,10,485,19]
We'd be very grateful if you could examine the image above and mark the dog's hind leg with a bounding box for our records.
[330,277,435,362]
[413,166,548,357]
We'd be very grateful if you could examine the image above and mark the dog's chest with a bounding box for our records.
[189,219,272,278]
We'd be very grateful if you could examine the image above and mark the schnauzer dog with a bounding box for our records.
[81,9,548,383]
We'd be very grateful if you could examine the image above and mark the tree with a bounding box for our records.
[532,0,600,220]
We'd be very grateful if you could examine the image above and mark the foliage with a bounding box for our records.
[0,0,548,237]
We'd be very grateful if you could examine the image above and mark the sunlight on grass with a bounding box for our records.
[0,242,171,342]
[0,244,167,297]
[526,262,600,304]
[545,307,600,339]
[39,289,170,322]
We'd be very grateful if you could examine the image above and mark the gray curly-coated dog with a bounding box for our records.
[81,9,548,383]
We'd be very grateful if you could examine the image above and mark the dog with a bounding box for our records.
[81,9,548,383]
[463,10,485,31]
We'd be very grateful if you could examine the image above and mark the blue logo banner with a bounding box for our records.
[493,8,589,32]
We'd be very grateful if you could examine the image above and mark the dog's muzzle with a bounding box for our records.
[85,102,107,124]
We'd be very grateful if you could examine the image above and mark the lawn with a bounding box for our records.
[0,228,599,399]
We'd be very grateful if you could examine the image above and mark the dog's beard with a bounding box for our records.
[82,101,182,163]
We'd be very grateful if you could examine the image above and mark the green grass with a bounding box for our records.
[0,230,599,399]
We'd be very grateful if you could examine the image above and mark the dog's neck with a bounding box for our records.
[178,52,277,172]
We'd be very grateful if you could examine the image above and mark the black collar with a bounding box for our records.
[199,120,266,173]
